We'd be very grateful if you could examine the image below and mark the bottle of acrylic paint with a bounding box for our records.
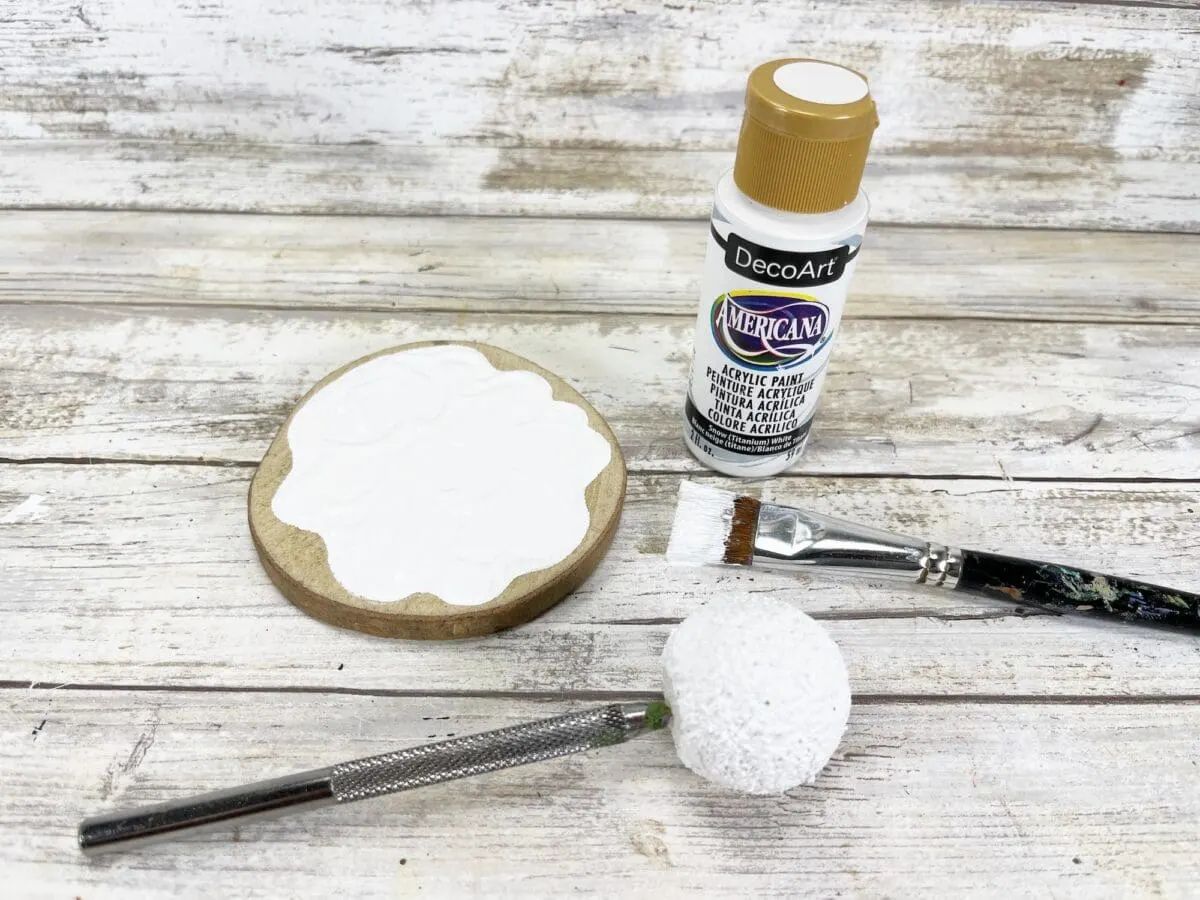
[683,58,879,477]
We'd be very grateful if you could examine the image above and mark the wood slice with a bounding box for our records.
[248,340,627,640]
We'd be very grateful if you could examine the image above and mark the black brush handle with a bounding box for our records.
[957,550,1200,632]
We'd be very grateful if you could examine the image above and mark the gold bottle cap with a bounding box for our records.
[732,58,879,214]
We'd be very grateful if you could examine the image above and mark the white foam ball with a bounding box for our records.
[662,596,851,794]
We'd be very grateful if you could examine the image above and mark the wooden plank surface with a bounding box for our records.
[4,691,1198,899]
[2,1,1199,228]
[3,0,1200,873]
[3,303,1199,478]
[7,143,1200,232]
[3,241,1198,898]
[3,212,1199,324]
[4,465,1199,697]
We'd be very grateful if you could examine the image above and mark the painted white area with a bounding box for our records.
[6,693,1200,895]
[0,3,1195,229]
[663,596,851,794]
[6,301,1198,477]
[9,466,1200,694]
[2,211,1196,321]
[772,61,869,105]
[665,481,735,567]
[2,495,46,523]
[271,345,611,606]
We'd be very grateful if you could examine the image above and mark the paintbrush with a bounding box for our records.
[666,482,1200,632]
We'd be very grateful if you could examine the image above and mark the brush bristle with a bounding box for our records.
[666,482,758,568]
[725,495,760,566]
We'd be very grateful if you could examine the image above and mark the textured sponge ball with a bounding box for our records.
[662,596,851,794]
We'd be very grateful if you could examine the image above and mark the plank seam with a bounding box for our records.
[4,681,1199,705]
[0,456,258,468]
[4,209,1200,238]
[3,298,1197,327]
[7,457,1198,485]
[1057,0,1200,9]
[0,202,1198,236]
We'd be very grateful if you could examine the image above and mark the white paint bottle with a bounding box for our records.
[683,59,879,477]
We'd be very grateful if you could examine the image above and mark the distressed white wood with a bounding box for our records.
[8,143,1200,231]
[8,0,1193,151]
[3,464,1200,696]
[4,690,1199,898]
[2,304,1199,477]
[3,1,1200,879]
[5,465,1199,624]
[1,2,1198,227]
[2,211,1198,323]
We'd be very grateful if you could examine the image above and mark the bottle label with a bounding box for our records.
[685,209,863,466]
[717,228,857,289]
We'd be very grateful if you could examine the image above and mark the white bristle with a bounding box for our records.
[666,481,737,567]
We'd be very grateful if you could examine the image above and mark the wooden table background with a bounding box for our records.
[2,1,1199,896]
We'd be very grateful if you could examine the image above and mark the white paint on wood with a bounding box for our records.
[0,2,1197,227]
[271,344,614,606]
[4,142,1199,230]
[6,0,1193,152]
[1,494,46,523]
[2,305,1198,477]
[4,465,1199,696]
[2,211,1197,323]
[7,465,1200,624]
[3,691,1198,898]
[2,7,1198,875]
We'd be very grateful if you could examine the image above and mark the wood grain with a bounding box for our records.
[3,1,1200,884]
[3,304,1199,478]
[2,212,1198,324]
[5,690,1199,898]
[4,465,1200,696]
[1,2,1198,228]
[249,341,627,639]
[8,143,1200,231]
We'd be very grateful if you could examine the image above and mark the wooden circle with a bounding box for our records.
[248,341,626,640]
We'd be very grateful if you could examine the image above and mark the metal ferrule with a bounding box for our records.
[752,502,962,588]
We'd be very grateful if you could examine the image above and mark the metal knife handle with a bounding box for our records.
[79,701,668,855]
[77,766,337,856]
[331,701,654,801]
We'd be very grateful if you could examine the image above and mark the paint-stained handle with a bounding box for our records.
[957,550,1200,632]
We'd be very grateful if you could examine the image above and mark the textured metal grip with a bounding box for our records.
[331,705,635,803]
[78,702,666,854]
